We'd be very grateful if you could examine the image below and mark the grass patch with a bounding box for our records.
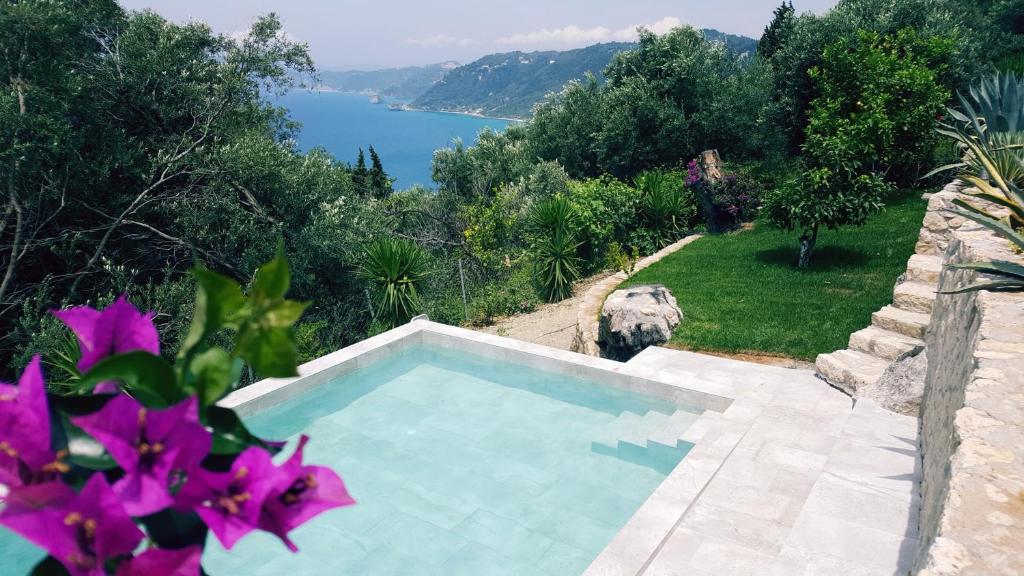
[624,193,928,360]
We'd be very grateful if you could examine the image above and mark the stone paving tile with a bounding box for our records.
[679,500,790,555]
[785,511,919,573]
[684,536,778,576]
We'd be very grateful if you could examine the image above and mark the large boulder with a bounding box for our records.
[598,285,682,361]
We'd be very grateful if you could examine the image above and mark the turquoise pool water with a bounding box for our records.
[1,343,699,575]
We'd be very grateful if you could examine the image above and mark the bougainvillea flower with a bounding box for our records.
[116,546,202,576]
[0,474,143,576]
[258,435,355,551]
[71,395,211,516]
[0,356,67,489]
[52,295,160,374]
[177,445,279,550]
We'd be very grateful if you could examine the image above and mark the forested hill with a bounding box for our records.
[318,62,459,99]
[411,30,757,118]
[410,43,630,118]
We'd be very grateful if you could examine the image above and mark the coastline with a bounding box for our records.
[397,105,527,123]
[292,88,527,123]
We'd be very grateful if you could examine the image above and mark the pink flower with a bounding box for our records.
[52,295,160,377]
[71,395,211,516]
[0,474,143,576]
[177,446,280,550]
[258,435,355,552]
[117,546,202,576]
[0,356,67,489]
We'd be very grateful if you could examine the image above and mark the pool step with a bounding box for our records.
[592,409,700,473]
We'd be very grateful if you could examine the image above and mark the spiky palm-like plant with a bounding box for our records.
[636,170,687,247]
[930,72,1024,292]
[358,237,431,326]
[529,195,582,302]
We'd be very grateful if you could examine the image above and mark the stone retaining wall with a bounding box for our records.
[572,235,702,356]
[915,189,1024,575]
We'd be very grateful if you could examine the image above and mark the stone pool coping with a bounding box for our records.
[221,318,744,574]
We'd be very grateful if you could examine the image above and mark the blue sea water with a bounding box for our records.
[278,91,514,190]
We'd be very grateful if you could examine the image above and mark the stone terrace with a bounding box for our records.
[587,348,920,576]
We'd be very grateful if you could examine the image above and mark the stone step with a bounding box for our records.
[893,281,938,315]
[848,326,924,361]
[815,349,891,395]
[906,254,943,284]
[592,411,644,453]
[618,410,672,449]
[647,409,703,449]
[871,305,931,340]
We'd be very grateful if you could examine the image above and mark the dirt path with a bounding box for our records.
[475,271,615,350]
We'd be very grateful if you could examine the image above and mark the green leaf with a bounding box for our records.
[190,347,243,407]
[947,260,1024,278]
[251,239,290,302]
[179,267,245,360]
[205,405,280,456]
[78,352,179,407]
[263,299,309,328]
[61,416,117,471]
[235,326,299,378]
[940,280,1024,294]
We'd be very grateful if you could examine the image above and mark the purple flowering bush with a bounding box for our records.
[684,160,763,232]
[0,246,354,575]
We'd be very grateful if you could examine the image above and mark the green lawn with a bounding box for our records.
[624,193,928,361]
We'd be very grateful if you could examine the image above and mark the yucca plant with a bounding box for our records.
[636,170,687,247]
[358,237,431,326]
[529,195,582,302]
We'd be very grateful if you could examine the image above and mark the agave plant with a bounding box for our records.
[528,195,582,302]
[358,237,431,326]
[940,142,1024,293]
[930,74,1024,293]
[932,71,1024,186]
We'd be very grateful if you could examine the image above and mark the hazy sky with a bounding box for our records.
[118,0,840,70]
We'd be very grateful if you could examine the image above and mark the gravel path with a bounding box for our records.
[476,271,615,351]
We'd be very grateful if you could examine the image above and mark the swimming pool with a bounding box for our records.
[209,342,701,575]
[0,321,732,575]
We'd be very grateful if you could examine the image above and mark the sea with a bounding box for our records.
[277,90,515,190]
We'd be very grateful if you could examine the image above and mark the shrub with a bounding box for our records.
[357,237,431,327]
[705,171,764,231]
[635,170,695,249]
[466,265,540,325]
[528,196,582,302]
[565,176,642,265]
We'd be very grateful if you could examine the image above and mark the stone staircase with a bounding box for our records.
[815,198,948,395]
[591,408,702,474]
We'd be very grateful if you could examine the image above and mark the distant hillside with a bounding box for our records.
[410,29,757,118]
[703,28,759,55]
[318,62,458,99]
[411,43,631,119]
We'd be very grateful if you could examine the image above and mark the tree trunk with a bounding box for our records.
[798,225,818,268]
